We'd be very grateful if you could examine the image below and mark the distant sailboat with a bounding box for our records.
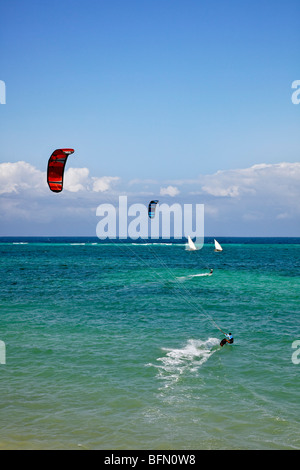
[186,236,197,251]
[214,239,223,252]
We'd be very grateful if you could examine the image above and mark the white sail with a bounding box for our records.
[187,236,197,251]
[214,239,223,252]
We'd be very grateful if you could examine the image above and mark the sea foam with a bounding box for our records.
[153,338,219,387]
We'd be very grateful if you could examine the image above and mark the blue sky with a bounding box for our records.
[0,0,299,236]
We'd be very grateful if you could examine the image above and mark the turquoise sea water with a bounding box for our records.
[0,237,299,450]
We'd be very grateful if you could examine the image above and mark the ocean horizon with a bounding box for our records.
[0,236,299,449]
[1,235,300,244]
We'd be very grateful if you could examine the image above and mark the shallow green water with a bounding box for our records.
[0,238,299,449]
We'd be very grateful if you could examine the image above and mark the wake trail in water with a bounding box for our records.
[150,338,220,388]
[176,273,212,281]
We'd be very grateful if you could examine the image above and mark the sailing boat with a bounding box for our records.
[186,236,197,251]
[214,239,223,252]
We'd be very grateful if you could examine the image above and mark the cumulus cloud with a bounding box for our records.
[64,168,120,193]
[92,176,120,193]
[160,185,180,197]
[64,167,90,192]
[200,162,300,201]
[0,161,120,195]
[202,184,240,198]
[0,161,46,194]
[197,162,300,234]
[0,161,122,235]
[0,160,299,236]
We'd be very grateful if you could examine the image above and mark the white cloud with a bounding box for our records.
[0,161,122,235]
[200,162,300,201]
[92,176,120,193]
[160,185,180,197]
[64,167,90,192]
[197,162,300,235]
[0,160,299,236]
[0,161,46,194]
[202,184,240,198]
[64,168,120,193]
[0,161,120,195]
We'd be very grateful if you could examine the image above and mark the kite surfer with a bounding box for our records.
[220,332,234,347]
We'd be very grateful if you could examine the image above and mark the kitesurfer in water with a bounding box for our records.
[225,332,234,344]
[220,332,234,347]
[208,268,213,275]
